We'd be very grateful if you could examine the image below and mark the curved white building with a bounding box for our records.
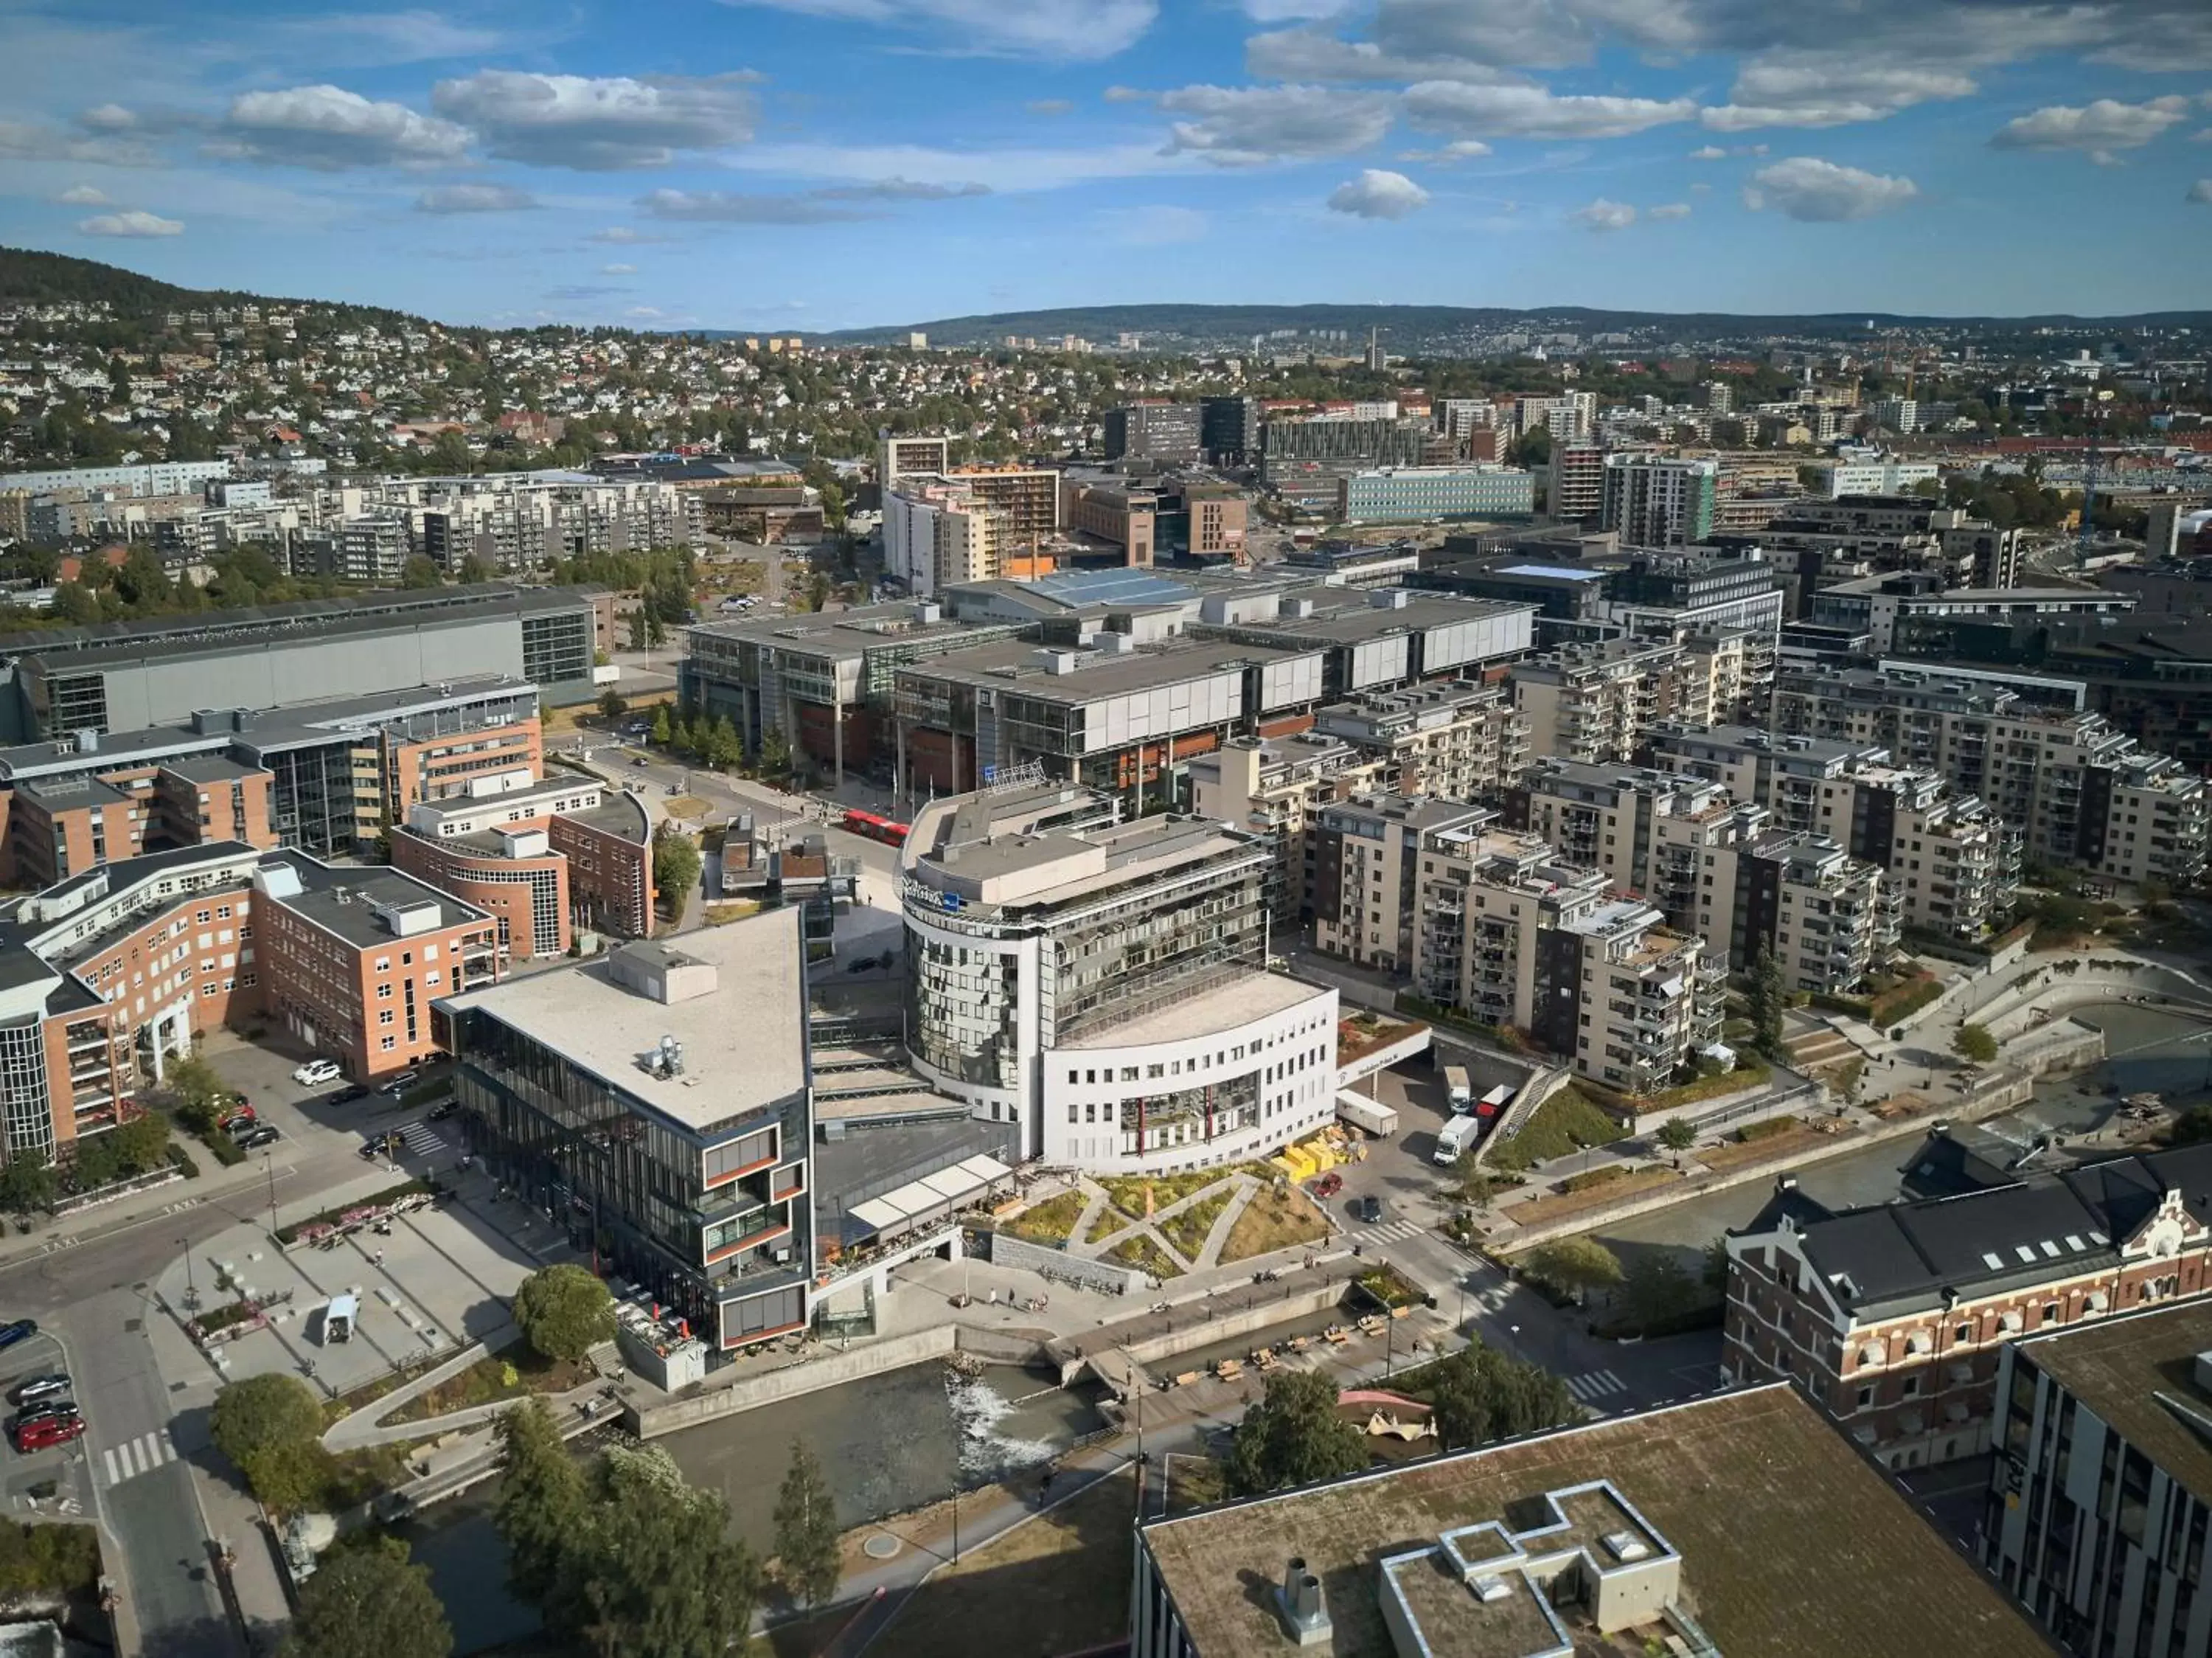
[900,782,1340,1176]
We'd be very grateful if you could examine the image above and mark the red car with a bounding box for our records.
[1309,1172,1344,1199]
[12,1414,83,1452]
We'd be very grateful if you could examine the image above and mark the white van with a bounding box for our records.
[322,1294,358,1345]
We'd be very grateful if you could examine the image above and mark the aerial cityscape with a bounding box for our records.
[1,4,2211,1658]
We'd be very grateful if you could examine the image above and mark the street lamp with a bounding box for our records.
[178,1238,197,1313]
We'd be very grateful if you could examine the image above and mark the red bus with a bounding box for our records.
[841,809,911,847]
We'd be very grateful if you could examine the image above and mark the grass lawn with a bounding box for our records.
[387,1346,589,1426]
[1219,1182,1329,1263]
[1100,1168,1228,1222]
[875,1469,1137,1658]
[1698,1123,1857,1175]
[703,900,763,926]
[1001,1189,1085,1246]
[1156,1186,1237,1263]
[662,794,711,819]
[1486,1090,1622,1173]
[1082,1203,1129,1246]
[1500,1167,1683,1229]
[1109,1232,1183,1280]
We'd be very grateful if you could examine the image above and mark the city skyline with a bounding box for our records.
[0,0,2209,331]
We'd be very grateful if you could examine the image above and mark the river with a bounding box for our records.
[396,1357,1104,1655]
[1588,999,2212,1267]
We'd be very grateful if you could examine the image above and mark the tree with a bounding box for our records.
[570,1446,759,1658]
[805,571,832,614]
[706,715,742,771]
[281,1536,452,1658]
[456,553,497,585]
[1519,1236,1624,1304]
[0,1154,56,1216]
[757,727,793,780]
[627,606,651,652]
[494,1400,588,1609]
[400,555,445,589]
[1227,1369,1369,1496]
[511,1263,615,1363]
[1747,945,1787,1059]
[1655,1117,1697,1154]
[209,1373,328,1511]
[650,704,672,746]
[1422,1340,1579,1451]
[598,689,628,721]
[653,830,702,917]
[111,1110,170,1174]
[773,1440,841,1609]
[1955,1024,1999,1065]
[1619,1252,1706,1331]
[166,1055,229,1133]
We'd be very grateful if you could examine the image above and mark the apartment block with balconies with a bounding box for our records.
[1756,833,1898,996]
[1312,793,1489,974]
[1510,638,1687,766]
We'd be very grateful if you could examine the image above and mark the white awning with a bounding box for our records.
[849,1155,1018,1241]
[1660,977,1686,998]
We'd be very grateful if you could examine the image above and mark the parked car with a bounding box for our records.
[631,756,650,768]
[219,1107,256,1133]
[0,1320,38,1351]
[234,1125,282,1151]
[12,1414,84,1452]
[1352,1195,1384,1225]
[326,1084,369,1106]
[292,1058,342,1087]
[426,1100,459,1123]
[10,1375,68,1406]
[1308,1172,1343,1199]
[11,1401,77,1429]
[379,1070,420,1097]
[844,955,878,974]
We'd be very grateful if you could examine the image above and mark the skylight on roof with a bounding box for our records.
[2065,1235,2086,1251]
[1980,1252,2005,1271]
[2014,1245,2037,1263]
[2090,1230,2110,1245]
[2039,1241,2061,1258]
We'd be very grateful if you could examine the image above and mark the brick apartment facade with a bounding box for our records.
[1724,1140,2212,1471]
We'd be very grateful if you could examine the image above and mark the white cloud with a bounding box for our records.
[1096,204,1211,244]
[1244,27,1520,83]
[1647,200,1691,218]
[601,262,639,273]
[0,120,160,167]
[726,138,1192,192]
[1689,144,1728,159]
[79,209,183,237]
[1990,97,2191,159]
[1403,81,1697,139]
[1326,167,1430,219]
[217,85,469,170]
[2190,178,2212,203]
[56,184,109,205]
[587,226,650,243]
[1702,59,1976,130]
[1242,0,1349,18]
[718,0,1158,60]
[1161,83,1396,164]
[1568,196,1636,230]
[77,104,139,133]
[637,187,872,223]
[1397,139,1493,162]
[431,71,760,170]
[415,182,540,214]
[1745,155,1919,221]
[810,177,990,200]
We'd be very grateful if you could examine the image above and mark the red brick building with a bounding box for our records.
[1723,1137,2212,1470]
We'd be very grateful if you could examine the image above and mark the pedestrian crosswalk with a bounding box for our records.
[1565,1369,1628,1406]
[1349,1219,1427,1247]
[395,1121,451,1158]
[100,1430,178,1488]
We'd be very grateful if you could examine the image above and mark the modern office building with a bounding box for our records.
[1131,1385,2050,1658]
[437,914,816,1353]
[1985,1299,2212,1657]
[1411,814,1723,1092]
[1061,476,1158,567]
[390,771,654,962]
[1724,1139,2212,1470]
[0,460,230,499]
[1198,396,1259,466]
[1260,415,1430,510]
[1102,403,1203,465]
[1337,465,1535,524]
[897,783,1339,1173]
[1599,455,1717,547]
[0,583,597,740]
[1772,667,2208,887]
[1816,457,1941,498]
[877,431,951,488]
[0,677,543,877]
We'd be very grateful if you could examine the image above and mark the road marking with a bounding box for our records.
[1565,1370,1627,1403]
[100,1430,177,1487]
[1351,1220,1425,1246]
[38,1237,80,1256]
[396,1122,451,1158]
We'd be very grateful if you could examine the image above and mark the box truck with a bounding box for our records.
[1443,1065,1473,1111]
[1336,1092,1399,1137]
[1433,1114,1481,1165]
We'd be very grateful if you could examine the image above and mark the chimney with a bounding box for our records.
[1276,1555,1331,1648]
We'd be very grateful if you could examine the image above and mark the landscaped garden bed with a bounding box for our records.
[1107,1232,1182,1280]
[276,1179,438,1246]
[387,1346,590,1425]
[1155,1187,1237,1263]
[1217,1182,1327,1263]
[1486,1090,1621,1172]
[1001,1189,1085,1247]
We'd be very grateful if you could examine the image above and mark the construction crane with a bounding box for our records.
[2077,387,2113,566]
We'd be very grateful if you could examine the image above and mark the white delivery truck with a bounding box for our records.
[1433,1114,1481,1165]
[1443,1065,1474,1111]
[321,1293,358,1345]
[1336,1092,1400,1138]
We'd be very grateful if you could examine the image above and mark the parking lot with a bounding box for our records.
[0,1327,96,1527]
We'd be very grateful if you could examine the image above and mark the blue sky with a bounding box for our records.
[1,0,2210,330]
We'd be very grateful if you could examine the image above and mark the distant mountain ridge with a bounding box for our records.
[6,247,2208,343]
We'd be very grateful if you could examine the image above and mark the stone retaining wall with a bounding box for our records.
[987,1232,1147,1297]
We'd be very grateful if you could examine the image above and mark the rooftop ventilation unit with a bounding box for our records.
[1275,1555,1332,1648]
[1368,589,1412,611]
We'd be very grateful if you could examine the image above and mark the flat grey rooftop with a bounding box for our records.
[259,850,493,949]
[901,636,1311,702]
[1060,970,1328,1050]
[159,753,265,783]
[437,909,807,1135]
